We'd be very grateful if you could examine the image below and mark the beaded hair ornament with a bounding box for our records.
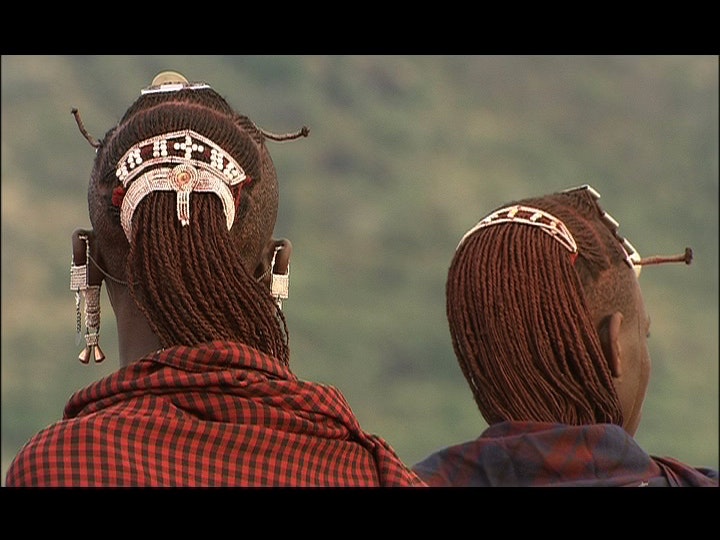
[456,184,693,277]
[69,71,309,363]
[458,204,578,254]
[115,129,247,241]
[111,72,248,241]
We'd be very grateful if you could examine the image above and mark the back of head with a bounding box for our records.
[85,74,291,362]
[446,186,640,426]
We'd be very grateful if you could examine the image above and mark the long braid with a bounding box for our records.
[88,86,291,365]
[447,191,628,427]
[126,194,289,361]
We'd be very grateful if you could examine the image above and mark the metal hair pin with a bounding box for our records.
[140,71,211,94]
[637,247,693,267]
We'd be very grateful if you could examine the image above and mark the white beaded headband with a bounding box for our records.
[115,129,248,242]
[457,204,578,254]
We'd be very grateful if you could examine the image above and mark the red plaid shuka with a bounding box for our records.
[6,341,425,487]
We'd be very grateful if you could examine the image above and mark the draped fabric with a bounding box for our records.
[412,421,718,487]
[6,341,425,487]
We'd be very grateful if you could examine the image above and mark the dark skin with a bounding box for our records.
[72,228,292,368]
[593,265,651,436]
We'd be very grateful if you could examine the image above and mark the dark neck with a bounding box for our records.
[105,281,162,367]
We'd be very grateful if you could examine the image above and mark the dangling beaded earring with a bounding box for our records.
[70,234,105,364]
[270,247,289,310]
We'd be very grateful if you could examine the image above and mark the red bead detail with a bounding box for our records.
[112,185,126,207]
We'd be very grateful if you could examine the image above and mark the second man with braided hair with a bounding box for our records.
[412,185,717,487]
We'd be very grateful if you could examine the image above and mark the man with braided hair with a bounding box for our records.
[412,185,718,487]
[6,72,424,487]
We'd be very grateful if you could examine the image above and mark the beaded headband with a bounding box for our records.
[115,129,248,241]
[458,190,693,278]
[457,204,578,254]
[560,184,640,274]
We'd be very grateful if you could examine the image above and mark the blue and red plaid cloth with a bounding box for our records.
[412,420,718,487]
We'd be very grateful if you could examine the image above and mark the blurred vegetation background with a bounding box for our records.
[2,55,718,484]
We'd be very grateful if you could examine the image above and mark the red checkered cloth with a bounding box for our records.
[6,341,425,487]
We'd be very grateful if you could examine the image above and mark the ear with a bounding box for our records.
[272,238,292,276]
[254,237,292,289]
[597,312,624,378]
[72,228,104,286]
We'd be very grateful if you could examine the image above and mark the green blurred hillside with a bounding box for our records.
[2,55,718,484]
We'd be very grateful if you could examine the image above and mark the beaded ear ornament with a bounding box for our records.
[270,246,290,309]
[70,234,106,364]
